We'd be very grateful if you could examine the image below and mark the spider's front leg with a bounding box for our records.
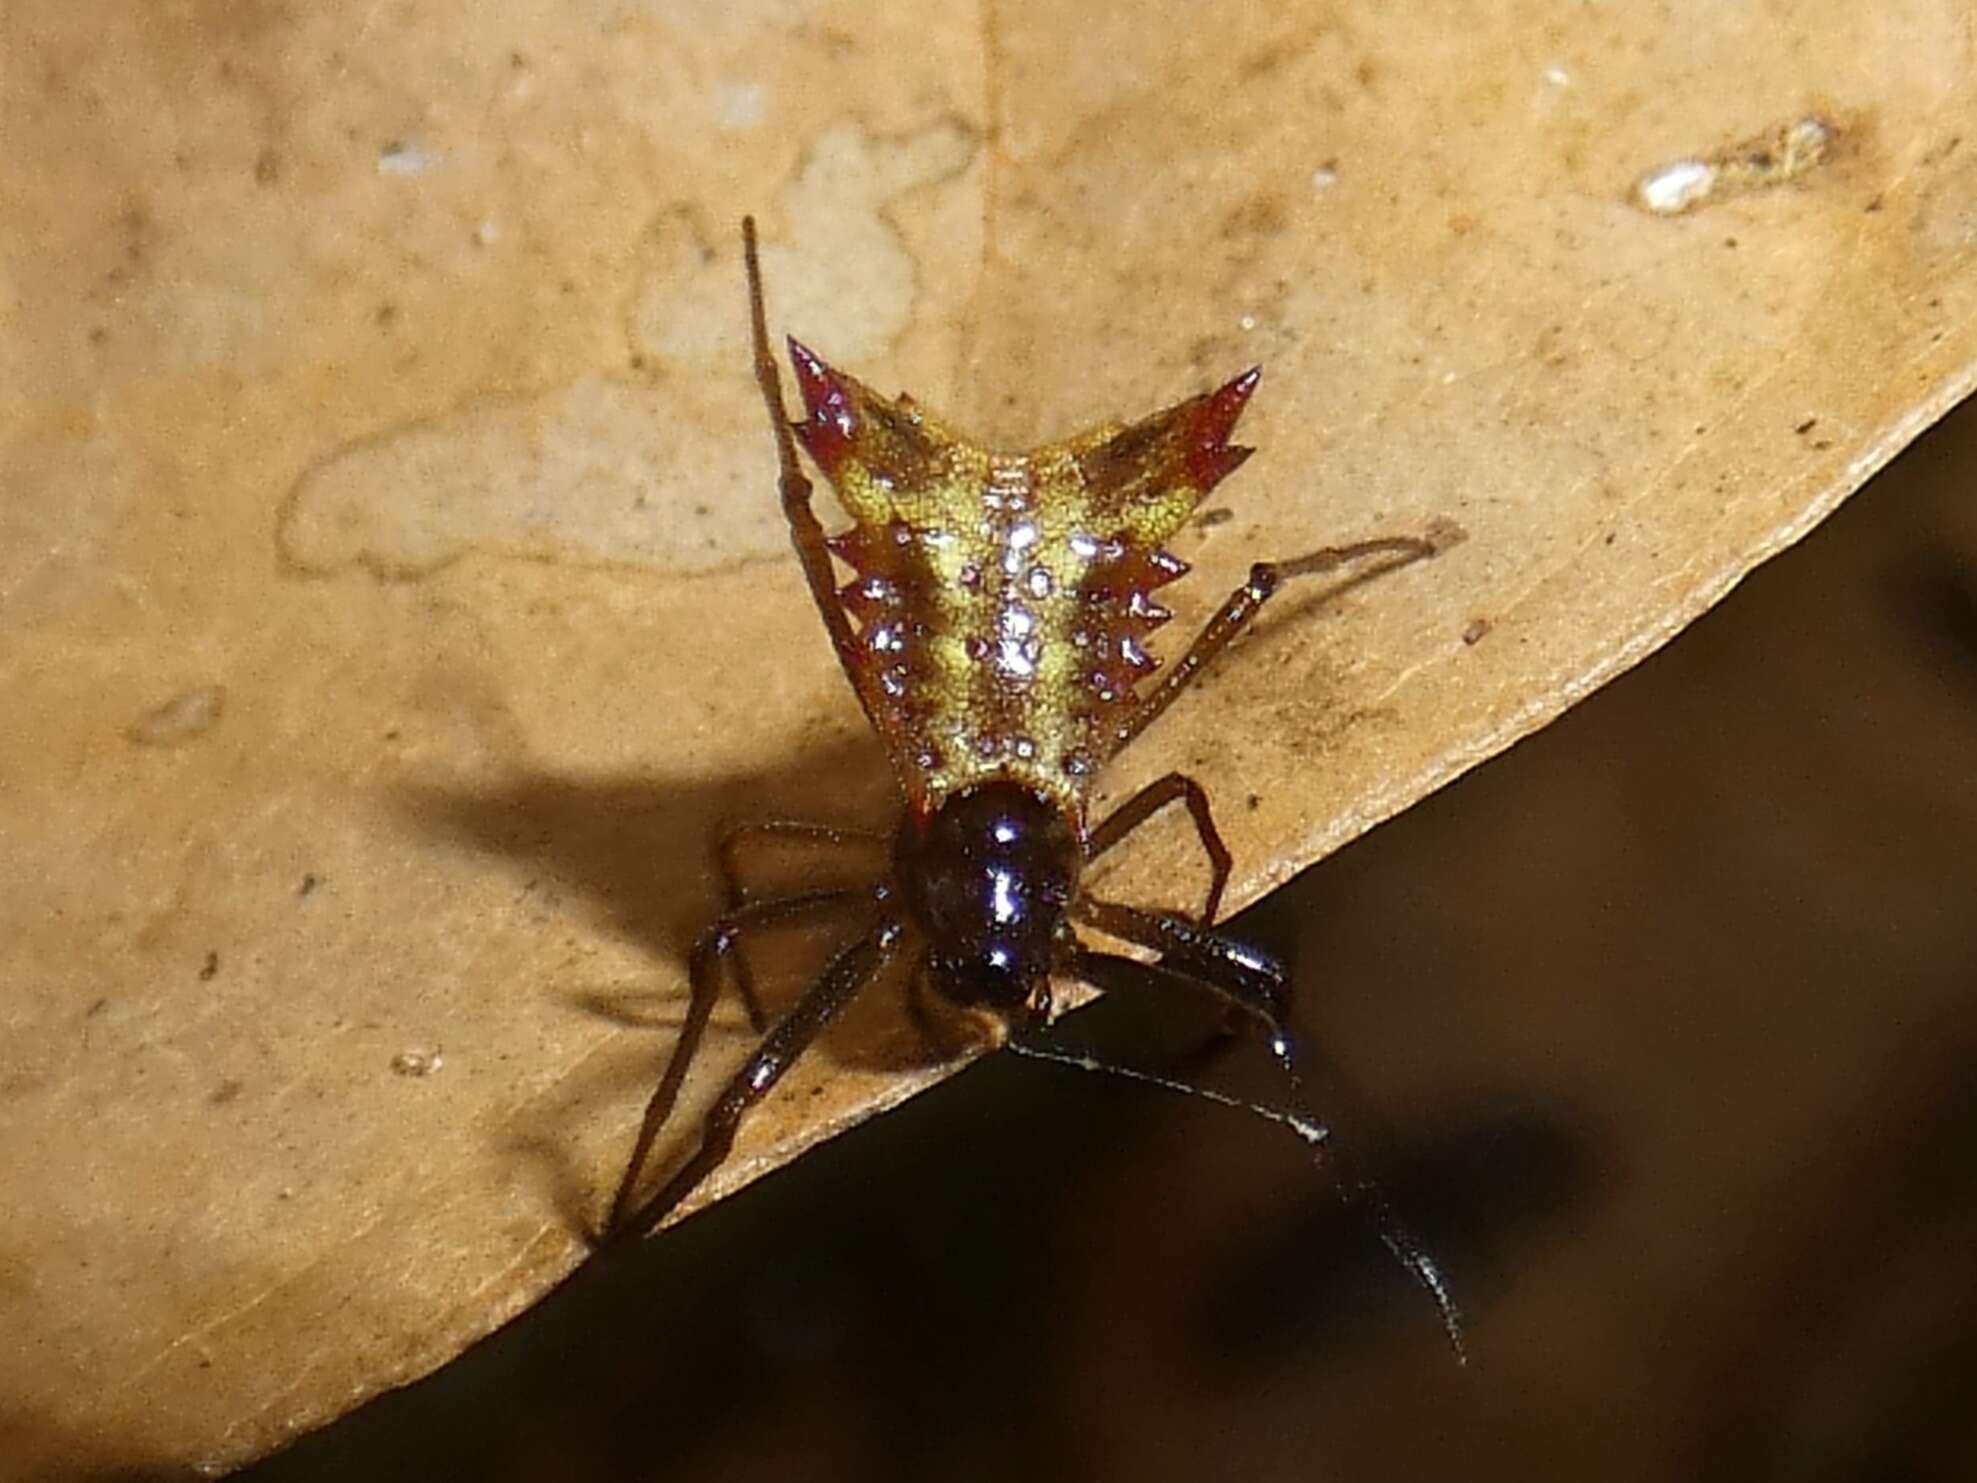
[714,819,887,1030]
[1061,914,1468,1359]
[614,913,905,1241]
[606,887,867,1238]
[1071,897,1298,1076]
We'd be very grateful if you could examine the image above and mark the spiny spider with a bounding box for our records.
[607,221,1456,1343]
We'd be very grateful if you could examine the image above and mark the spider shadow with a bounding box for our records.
[391,729,942,1237]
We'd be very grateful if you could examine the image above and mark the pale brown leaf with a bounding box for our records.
[2,0,1974,1474]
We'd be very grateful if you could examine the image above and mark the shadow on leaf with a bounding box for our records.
[386,730,958,1237]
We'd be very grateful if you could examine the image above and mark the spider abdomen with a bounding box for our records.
[789,341,1261,825]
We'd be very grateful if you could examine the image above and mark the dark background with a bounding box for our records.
[234,393,1976,1482]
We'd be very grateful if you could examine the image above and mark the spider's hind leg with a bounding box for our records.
[1109,530,1450,759]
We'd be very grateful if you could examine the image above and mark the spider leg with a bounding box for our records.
[1071,897,1296,1075]
[1107,533,1443,759]
[718,820,886,899]
[1086,772,1233,926]
[1057,937,1468,1360]
[717,819,887,1030]
[605,888,864,1237]
[743,217,886,735]
[614,911,908,1242]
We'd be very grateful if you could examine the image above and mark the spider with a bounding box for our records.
[608,218,1449,1260]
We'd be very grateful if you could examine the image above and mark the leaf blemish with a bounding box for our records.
[1634,115,1837,215]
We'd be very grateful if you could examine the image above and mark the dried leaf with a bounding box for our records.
[2,0,1974,1474]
